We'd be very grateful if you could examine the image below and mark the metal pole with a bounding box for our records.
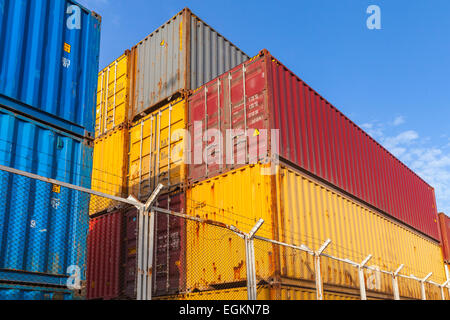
[358,255,372,300]
[314,239,331,301]
[136,207,145,300]
[246,219,264,300]
[136,184,163,300]
[245,235,257,300]
[446,265,450,298]
[417,273,432,301]
[440,280,449,300]
[146,210,156,300]
[392,264,404,301]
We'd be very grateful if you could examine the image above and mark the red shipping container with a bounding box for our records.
[438,213,450,263]
[187,49,439,241]
[86,192,186,300]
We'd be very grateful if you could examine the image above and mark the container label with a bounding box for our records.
[64,43,71,53]
[52,184,61,194]
[62,57,71,69]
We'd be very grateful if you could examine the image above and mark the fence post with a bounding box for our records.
[136,184,163,301]
[358,255,372,300]
[417,273,432,301]
[246,219,264,300]
[392,264,404,300]
[136,206,145,301]
[440,280,449,300]
[314,240,331,301]
[446,265,450,298]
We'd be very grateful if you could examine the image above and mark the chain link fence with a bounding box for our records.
[0,164,449,300]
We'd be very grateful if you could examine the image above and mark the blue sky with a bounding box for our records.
[78,0,450,214]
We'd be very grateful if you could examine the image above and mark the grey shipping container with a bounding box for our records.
[129,7,249,120]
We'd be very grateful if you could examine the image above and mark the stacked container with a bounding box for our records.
[0,0,101,300]
[86,10,448,300]
[181,50,448,299]
[86,8,249,299]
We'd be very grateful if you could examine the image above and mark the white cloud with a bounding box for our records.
[392,116,405,126]
[383,130,419,150]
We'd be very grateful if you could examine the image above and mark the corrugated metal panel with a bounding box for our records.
[130,8,249,119]
[156,285,359,300]
[86,210,122,300]
[0,107,93,298]
[0,0,101,137]
[0,284,73,300]
[187,50,439,241]
[86,192,185,300]
[129,98,186,201]
[90,126,128,215]
[438,213,450,263]
[186,163,447,299]
[96,52,130,138]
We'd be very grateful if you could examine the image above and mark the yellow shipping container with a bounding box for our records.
[96,52,130,138]
[156,285,359,300]
[90,126,129,215]
[129,98,186,200]
[185,163,448,299]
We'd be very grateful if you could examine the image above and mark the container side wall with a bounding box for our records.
[0,107,92,295]
[96,53,129,138]
[189,12,249,92]
[438,213,450,263]
[89,126,128,215]
[129,98,186,201]
[278,165,446,298]
[186,163,446,298]
[86,210,122,300]
[265,54,439,240]
[0,0,101,135]
[131,9,249,119]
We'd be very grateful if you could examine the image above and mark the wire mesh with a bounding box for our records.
[0,168,123,300]
[181,218,247,300]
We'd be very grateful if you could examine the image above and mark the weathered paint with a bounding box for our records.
[129,98,186,201]
[130,8,249,120]
[185,163,447,299]
[96,52,129,138]
[90,126,129,215]
[0,107,93,299]
[187,50,439,241]
[438,213,450,263]
[0,0,101,137]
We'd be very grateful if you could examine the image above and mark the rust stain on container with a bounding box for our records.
[186,163,447,298]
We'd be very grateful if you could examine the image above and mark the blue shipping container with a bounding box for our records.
[0,107,93,300]
[0,0,101,138]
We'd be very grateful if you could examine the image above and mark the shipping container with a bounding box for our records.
[0,107,93,299]
[86,192,185,299]
[129,8,249,120]
[129,98,187,201]
[156,285,361,300]
[438,213,450,263]
[0,284,75,300]
[86,210,122,300]
[96,52,130,138]
[187,50,439,241]
[89,126,129,215]
[0,0,101,137]
[185,163,447,299]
